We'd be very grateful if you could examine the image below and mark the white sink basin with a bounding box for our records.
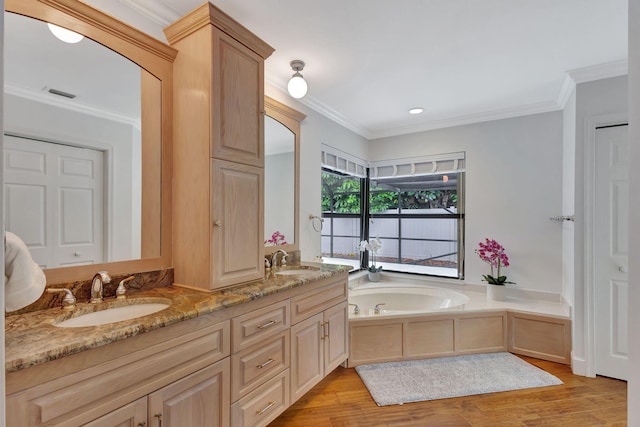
[275,267,320,277]
[55,302,170,327]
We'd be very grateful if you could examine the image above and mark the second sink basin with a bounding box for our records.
[55,301,171,328]
[274,266,321,277]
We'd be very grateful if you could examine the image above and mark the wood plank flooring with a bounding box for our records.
[268,356,627,427]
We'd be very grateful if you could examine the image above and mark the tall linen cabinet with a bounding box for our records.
[165,3,274,291]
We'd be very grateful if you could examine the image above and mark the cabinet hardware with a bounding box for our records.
[137,423,146,427]
[256,401,275,415]
[154,413,162,427]
[257,358,275,369]
[214,220,222,227]
[324,321,330,339]
[257,320,277,329]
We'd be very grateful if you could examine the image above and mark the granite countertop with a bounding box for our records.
[5,263,350,373]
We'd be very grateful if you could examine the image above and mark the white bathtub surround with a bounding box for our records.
[348,271,570,318]
[487,284,506,301]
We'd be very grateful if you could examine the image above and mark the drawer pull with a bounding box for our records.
[256,401,276,415]
[154,413,162,427]
[137,423,146,427]
[258,320,278,329]
[257,358,275,369]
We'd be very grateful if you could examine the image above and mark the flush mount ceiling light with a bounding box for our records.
[287,60,308,99]
[47,23,84,44]
[408,107,424,115]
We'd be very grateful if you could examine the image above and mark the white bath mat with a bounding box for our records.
[355,352,563,406]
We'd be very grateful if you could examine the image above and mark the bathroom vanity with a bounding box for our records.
[5,265,349,426]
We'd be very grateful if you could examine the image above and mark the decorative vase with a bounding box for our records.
[368,271,381,282]
[487,284,506,301]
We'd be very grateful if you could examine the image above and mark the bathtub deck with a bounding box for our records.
[348,281,571,367]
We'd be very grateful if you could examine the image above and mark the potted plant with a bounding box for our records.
[475,238,514,301]
[358,238,383,282]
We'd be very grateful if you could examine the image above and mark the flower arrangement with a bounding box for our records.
[264,231,287,246]
[358,238,383,273]
[475,238,514,285]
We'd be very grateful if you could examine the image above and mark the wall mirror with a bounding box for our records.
[264,97,305,255]
[4,0,176,283]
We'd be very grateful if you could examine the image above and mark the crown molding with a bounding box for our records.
[265,78,375,139]
[369,101,562,140]
[5,83,141,128]
[567,58,628,84]
[118,0,181,27]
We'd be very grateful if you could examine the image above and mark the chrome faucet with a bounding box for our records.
[90,271,111,303]
[271,249,288,268]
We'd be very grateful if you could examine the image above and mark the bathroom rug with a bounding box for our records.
[355,352,563,406]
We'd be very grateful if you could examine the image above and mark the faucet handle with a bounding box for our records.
[374,303,386,314]
[116,276,135,299]
[349,303,360,315]
[47,288,76,311]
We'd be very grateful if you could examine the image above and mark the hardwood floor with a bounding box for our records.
[269,356,627,427]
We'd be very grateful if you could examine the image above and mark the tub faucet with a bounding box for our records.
[349,303,360,315]
[271,249,288,268]
[374,303,386,315]
[90,271,111,303]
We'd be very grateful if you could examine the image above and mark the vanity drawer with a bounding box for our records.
[231,331,290,401]
[290,279,348,324]
[231,369,290,427]
[232,300,290,353]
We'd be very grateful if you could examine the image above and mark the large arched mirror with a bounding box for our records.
[4,0,176,283]
[264,97,305,255]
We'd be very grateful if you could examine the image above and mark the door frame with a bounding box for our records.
[583,113,628,377]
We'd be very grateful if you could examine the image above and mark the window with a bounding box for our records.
[369,173,464,278]
[321,148,465,279]
[320,170,362,269]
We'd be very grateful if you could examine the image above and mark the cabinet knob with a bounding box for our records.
[214,220,222,227]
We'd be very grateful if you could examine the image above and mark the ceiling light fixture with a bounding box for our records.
[287,60,308,99]
[408,107,424,115]
[47,23,84,44]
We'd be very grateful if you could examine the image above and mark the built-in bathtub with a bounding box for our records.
[349,283,469,317]
[346,273,572,367]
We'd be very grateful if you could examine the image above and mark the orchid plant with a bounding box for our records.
[358,238,383,273]
[264,231,287,246]
[475,238,514,286]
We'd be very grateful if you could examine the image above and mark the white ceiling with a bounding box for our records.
[8,0,629,140]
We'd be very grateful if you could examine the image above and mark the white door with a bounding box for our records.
[4,135,104,269]
[594,125,628,380]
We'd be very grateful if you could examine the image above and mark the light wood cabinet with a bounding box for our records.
[82,397,147,427]
[84,360,230,427]
[290,300,349,403]
[165,3,274,291]
[148,359,230,427]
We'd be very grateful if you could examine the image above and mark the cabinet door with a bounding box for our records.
[290,312,324,403]
[324,301,349,373]
[211,27,264,167]
[148,358,230,427]
[211,159,264,288]
[82,397,147,427]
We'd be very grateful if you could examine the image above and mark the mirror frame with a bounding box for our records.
[264,96,305,255]
[5,0,177,283]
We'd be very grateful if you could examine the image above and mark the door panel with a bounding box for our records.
[4,135,104,268]
[594,125,628,380]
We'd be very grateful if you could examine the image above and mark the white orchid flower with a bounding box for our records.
[368,238,382,253]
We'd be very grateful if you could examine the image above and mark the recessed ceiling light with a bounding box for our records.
[408,107,424,115]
